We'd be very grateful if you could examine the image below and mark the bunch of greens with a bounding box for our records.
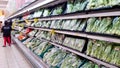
[43,48,66,66]
[73,0,88,12]
[28,30,38,37]
[60,54,82,68]
[43,9,51,17]
[86,40,120,66]
[63,37,85,52]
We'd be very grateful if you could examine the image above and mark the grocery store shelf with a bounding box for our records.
[12,35,49,68]
[7,0,67,20]
[13,7,120,22]
[28,27,120,43]
[41,38,119,68]
[31,11,120,20]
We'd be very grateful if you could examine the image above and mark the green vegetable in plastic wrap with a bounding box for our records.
[110,45,120,66]
[34,42,48,55]
[43,48,62,66]
[52,52,66,66]
[60,54,82,68]
[86,18,96,32]
[73,0,88,12]
[91,18,101,32]
[86,40,93,55]
[62,20,71,30]
[77,19,87,31]
[66,0,74,13]
[71,20,81,30]
[81,61,96,68]
[74,39,85,52]
[43,9,51,17]
[100,17,112,33]
[52,6,63,15]
[50,20,57,28]
[69,19,78,30]
[101,43,112,61]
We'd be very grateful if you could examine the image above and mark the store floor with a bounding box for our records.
[0,38,33,68]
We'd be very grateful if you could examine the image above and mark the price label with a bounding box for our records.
[25,19,29,23]
[34,18,39,23]
[50,29,55,35]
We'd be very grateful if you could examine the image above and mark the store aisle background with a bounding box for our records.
[0,37,33,68]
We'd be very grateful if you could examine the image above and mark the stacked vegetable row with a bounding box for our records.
[12,18,120,68]
[29,17,120,36]
[20,34,101,68]
[14,0,120,20]
[87,40,120,66]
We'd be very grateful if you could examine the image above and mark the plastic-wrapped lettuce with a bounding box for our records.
[33,9,43,17]
[77,19,87,31]
[110,45,120,66]
[109,0,120,6]
[43,9,51,17]
[29,39,41,50]
[45,21,52,28]
[71,20,81,30]
[43,48,62,66]
[28,30,38,37]
[38,31,50,39]
[86,18,97,32]
[34,21,43,27]
[66,0,74,13]
[60,54,82,68]
[91,18,102,32]
[51,33,65,44]
[68,19,78,30]
[51,51,67,66]
[37,9,43,17]
[97,17,112,33]
[50,20,57,28]
[112,17,120,35]
[26,38,38,48]
[64,37,85,52]
[86,40,93,55]
[63,37,71,46]
[73,0,88,12]
[96,41,106,59]
[34,42,53,56]
[101,43,112,61]
[81,61,97,68]
[55,20,63,29]
[31,23,36,27]
[62,20,72,30]
[52,6,63,15]
[35,30,41,37]
[74,39,85,52]
[86,0,97,9]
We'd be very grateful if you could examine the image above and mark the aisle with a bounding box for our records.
[0,38,33,68]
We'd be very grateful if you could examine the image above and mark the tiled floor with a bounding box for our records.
[0,38,33,68]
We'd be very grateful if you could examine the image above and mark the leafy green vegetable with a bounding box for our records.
[60,54,82,68]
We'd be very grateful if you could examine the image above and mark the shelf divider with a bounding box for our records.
[28,27,120,44]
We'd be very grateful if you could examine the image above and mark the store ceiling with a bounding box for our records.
[0,0,8,9]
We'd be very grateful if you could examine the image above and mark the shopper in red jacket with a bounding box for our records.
[1,21,12,47]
